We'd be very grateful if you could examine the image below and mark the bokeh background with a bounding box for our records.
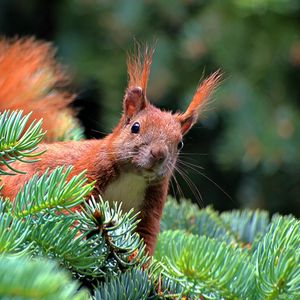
[0,0,299,216]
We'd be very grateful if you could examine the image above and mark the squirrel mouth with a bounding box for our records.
[141,166,166,182]
[126,160,166,181]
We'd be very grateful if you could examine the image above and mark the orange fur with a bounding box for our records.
[0,37,77,141]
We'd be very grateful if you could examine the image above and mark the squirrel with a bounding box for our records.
[0,37,221,255]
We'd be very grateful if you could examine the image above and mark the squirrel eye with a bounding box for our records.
[131,122,140,134]
[177,140,184,151]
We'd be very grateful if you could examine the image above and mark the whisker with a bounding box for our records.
[168,174,177,199]
[169,165,185,201]
[177,159,205,171]
[193,169,232,201]
[173,164,204,207]
[91,128,110,135]
[172,167,186,199]
[167,163,182,201]
[177,160,232,201]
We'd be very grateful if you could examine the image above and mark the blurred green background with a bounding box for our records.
[0,0,299,216]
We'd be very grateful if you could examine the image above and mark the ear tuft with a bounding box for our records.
[127,44,155,96]
[187,70,222,116]
[178,70,222,135]
[123,86,146,119]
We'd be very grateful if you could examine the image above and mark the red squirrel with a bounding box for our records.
[0,38,221,254]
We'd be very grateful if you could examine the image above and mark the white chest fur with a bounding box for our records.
[102,173,147,212]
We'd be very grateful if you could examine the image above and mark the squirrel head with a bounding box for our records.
[111,46,222,183]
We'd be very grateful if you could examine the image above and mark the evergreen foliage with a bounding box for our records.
[13,165,94,217]
[0,255,89,300]
[155,230,254,299]
[253,216,300,299]
[94,268,154,300]
[161,197,270,245]
[161,199,236,243]
[221,209,270,244]
[156,199,299,299]
[0,110,44,175]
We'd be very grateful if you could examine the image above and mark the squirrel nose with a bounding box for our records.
[150,146,167,164]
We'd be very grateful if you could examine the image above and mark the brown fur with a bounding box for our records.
[0,39,221,255]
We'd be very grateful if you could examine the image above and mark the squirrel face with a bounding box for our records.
[112,101,183,182]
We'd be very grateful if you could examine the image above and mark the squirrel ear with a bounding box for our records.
[123,87,146,119]
[178,70,222,135]
[123,44,154,120]
[177,112,198,135]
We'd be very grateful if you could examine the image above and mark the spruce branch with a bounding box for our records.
[77,197,148,273]
[27,217,107,276]
[253,216,300,299]
[13,165,95,218]
[6,166,105,276]
[0,110,45,175]
[161,197,237,243]
[0,212,31,255]
[94,268,154,300]
[0,255,89,300]
[221,209,270,244]
[162,198,272,247]
[155,230,255,299]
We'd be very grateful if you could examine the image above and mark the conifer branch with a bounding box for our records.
[0,213,31,254]
[253,216,300,299]
[221,208,270,244]
[77,198,148,270]
[0,110,45,175]
[94,268,153,300]
[27,217,107,276]
[155,230,254,299]
[0,255,89,299]
[13,166,95,218]
[161,198,237,243]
